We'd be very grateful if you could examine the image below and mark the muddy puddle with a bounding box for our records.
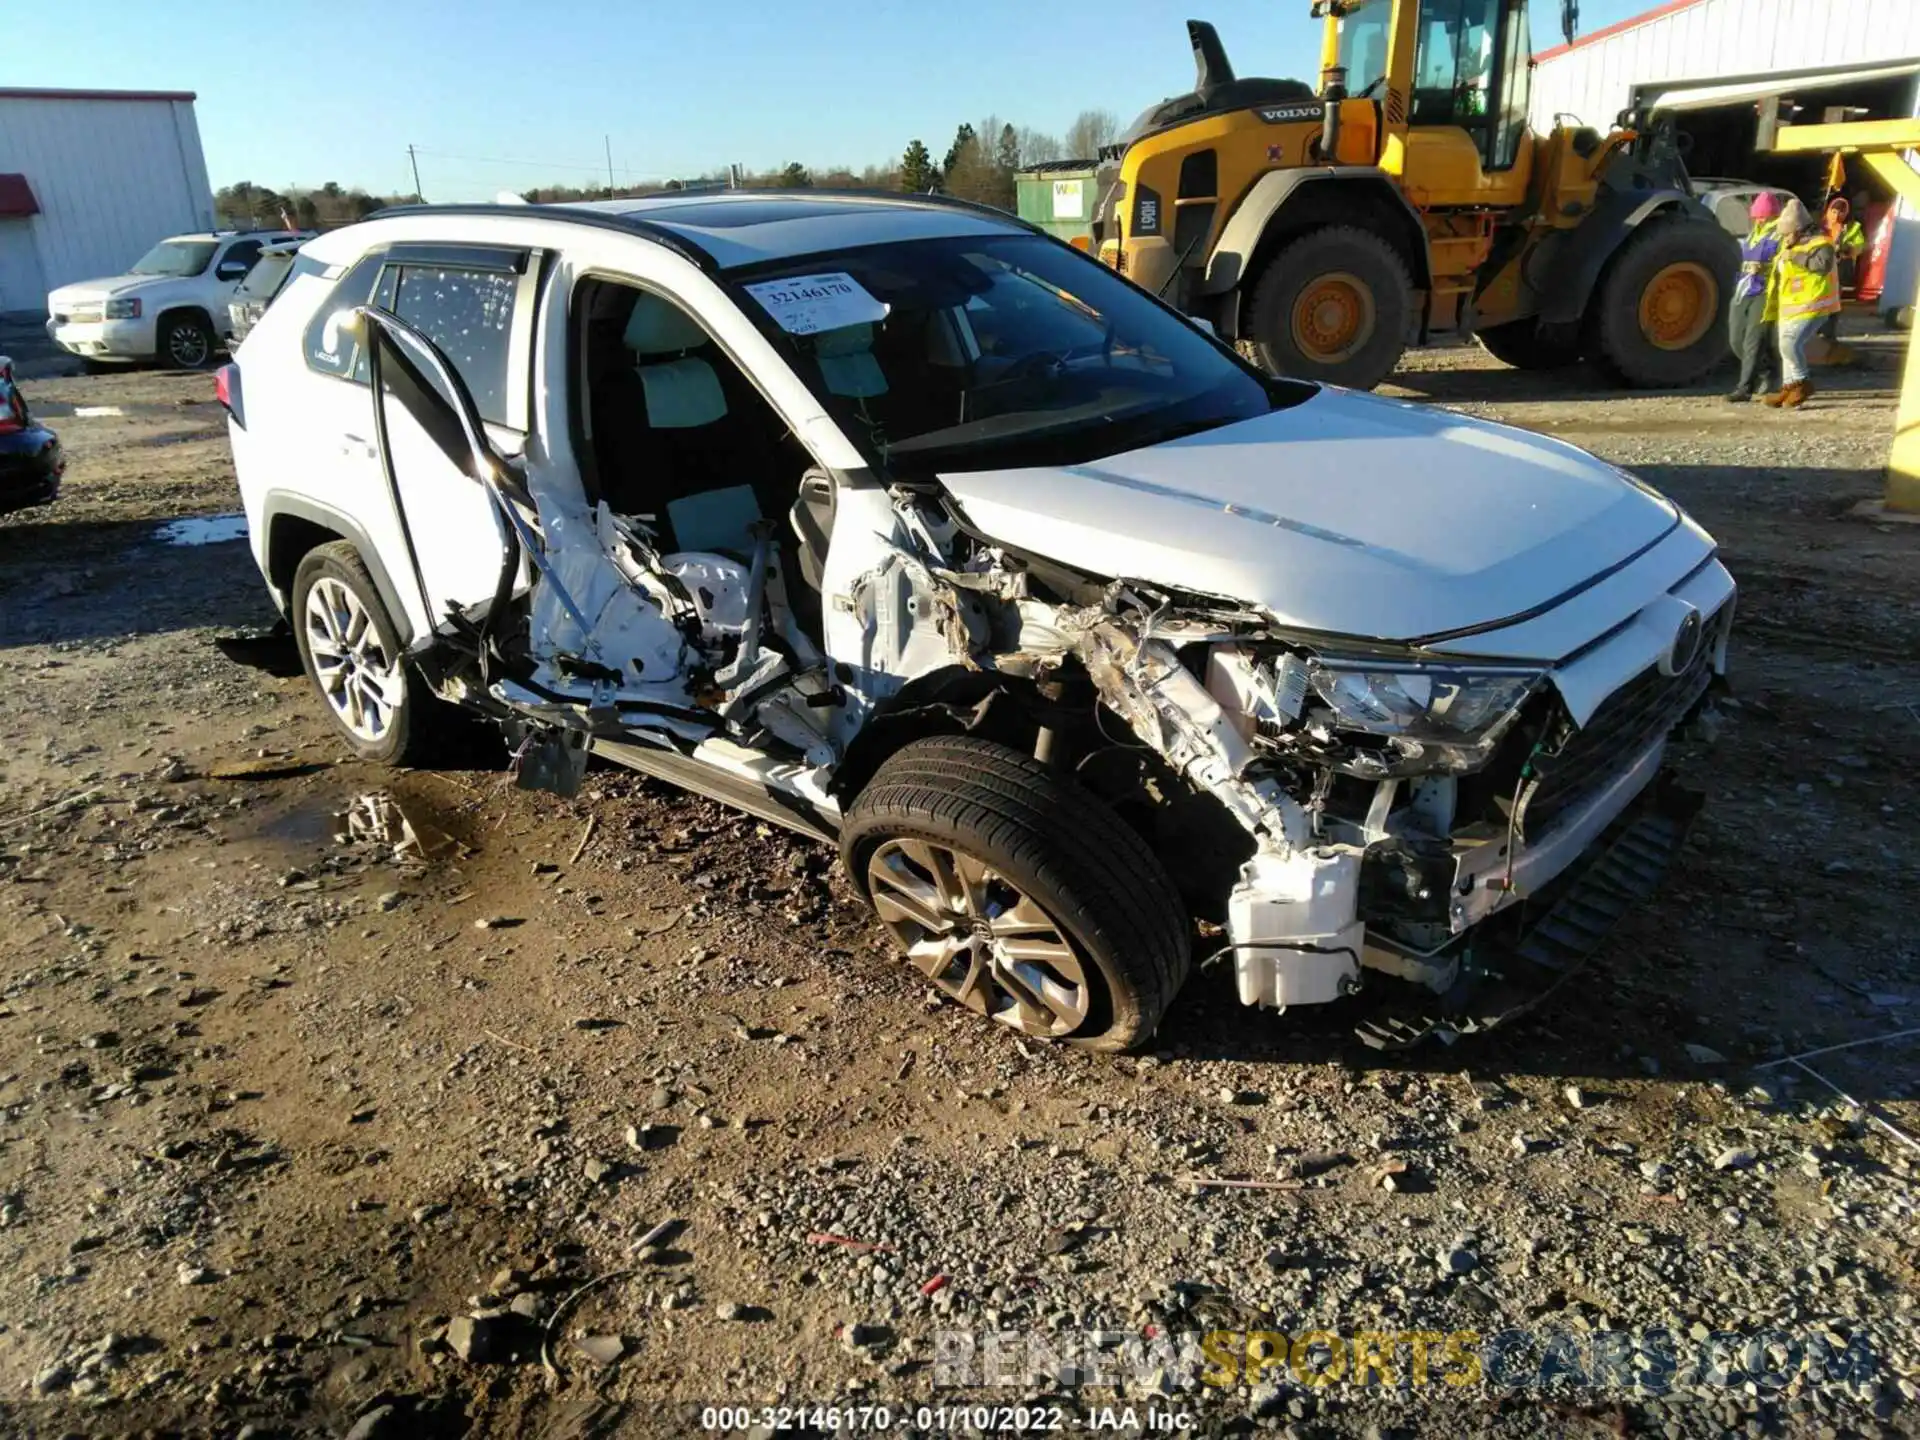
[153,513,248,546]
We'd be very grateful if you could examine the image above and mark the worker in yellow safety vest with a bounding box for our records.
[1763,197,1840,410]
[1816,195,1868,346]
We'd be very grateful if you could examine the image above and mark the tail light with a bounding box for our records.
[215,363,244,429]
[0,360,22,434]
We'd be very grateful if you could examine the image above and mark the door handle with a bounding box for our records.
[341,433,376,458]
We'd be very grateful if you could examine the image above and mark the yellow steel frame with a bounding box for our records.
[1771,119,1920,513]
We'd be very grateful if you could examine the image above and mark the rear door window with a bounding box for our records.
[300,245,534,430]
[388,264,521,428]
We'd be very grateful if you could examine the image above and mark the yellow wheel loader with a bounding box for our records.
[1093,1,1738,391]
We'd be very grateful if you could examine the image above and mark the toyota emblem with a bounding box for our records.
[1660,606,1704,676]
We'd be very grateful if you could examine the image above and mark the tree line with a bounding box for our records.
[215,110,1121,228]
[213,180,422,231]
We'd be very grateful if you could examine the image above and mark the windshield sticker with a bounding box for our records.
[744,272,889,335]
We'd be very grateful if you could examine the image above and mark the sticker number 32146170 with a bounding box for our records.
[744,271,890,336]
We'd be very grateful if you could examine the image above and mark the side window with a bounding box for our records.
[389,265,519,428]
[304,253,386,380]
[221,239,264,276]
[1411,0,1500,130]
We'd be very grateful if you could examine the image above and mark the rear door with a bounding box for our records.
[369,245,541,630]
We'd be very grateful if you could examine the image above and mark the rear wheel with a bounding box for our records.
[291,541,447,766]
[1586,218,1736,387]
[1476,318,1582,371]
[842,736,1190,1051]
[1246,225,1414,389]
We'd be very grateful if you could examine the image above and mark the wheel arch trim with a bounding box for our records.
[261,491,416,646]
[1534,188,1700,328]
[1201,168,1432,297]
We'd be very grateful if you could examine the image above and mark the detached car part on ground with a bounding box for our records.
[221,193,1733,1052]
[0,356,63,515]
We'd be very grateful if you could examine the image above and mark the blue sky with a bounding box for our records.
[16,0,1653,201]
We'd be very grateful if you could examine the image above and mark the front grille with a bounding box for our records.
[1515,648,1714,842]
[60,305,102,324]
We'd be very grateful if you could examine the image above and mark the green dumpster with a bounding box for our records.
[1015,161,1101,245]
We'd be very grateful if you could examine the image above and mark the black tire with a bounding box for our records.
[157,312,216,371]
[1586,217,1737,388]
[290,541,448,766]
[1476,318,1582,371]
[842,736,1190,1052]
[1245,225,1414,389]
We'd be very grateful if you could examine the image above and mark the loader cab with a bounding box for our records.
[1330,0,1534,204]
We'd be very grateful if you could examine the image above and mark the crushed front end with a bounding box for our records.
[901,502,1736,1038]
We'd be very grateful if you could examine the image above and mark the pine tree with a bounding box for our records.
[900,139,939,193]
[942,123,977,179]
[996,123,1020,175]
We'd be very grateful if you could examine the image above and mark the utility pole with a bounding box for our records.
[407,144,424,202]
[605,135,616,196]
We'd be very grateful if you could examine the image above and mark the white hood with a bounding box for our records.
[938,387,1681,646]
[48,275,151,304]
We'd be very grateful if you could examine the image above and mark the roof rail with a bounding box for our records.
[718,186,1043,235]
[358,201,719,271]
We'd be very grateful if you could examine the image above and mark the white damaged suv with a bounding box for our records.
[220,191,1733,1051]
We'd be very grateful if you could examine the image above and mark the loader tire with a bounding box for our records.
[1586,216,1737,388]
[842,736,1190,1052]
[1246,225,1413,390]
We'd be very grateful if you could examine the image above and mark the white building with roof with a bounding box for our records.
[0,87,216,317]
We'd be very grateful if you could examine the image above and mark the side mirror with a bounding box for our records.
[216,261,250,282]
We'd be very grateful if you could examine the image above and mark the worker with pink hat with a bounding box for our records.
[1727,190,1785,401]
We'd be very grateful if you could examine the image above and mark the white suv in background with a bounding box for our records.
[47,229,307,369]
[217,192,1732,1053]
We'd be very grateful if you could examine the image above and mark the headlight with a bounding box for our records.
[1307,661,1539,743]
[103,298,142,320]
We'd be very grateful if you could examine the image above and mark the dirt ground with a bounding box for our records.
[1,332,1917,1440]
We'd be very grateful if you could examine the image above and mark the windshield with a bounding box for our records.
[129,240,217,277]
[1336,0,1392,95]
[237,250,297,301]
[726,234,1302,475]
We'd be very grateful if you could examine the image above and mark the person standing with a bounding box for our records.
[1726,192,1782,402]
[1764,197,1841,409]
[1815,195,1867,346]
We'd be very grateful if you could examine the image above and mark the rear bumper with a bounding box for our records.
[0,437,64,513]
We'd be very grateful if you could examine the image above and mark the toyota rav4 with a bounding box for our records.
[219,191,1733,1051]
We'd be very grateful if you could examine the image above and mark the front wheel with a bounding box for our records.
[158,313,216,371]
[1586,217,1736,387]
[291,541,446,765]
[1245,225,1414,389]
[841,736,1190,1051]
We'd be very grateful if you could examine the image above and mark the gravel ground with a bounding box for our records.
[0,334,1915,1440]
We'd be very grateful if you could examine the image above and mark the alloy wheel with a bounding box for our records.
[866,838,1091,1038]
[167,324,210,369]
[304,576,405,743]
